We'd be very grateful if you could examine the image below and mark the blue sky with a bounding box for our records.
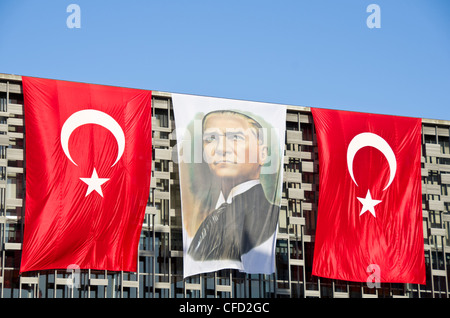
[0,0,449,120]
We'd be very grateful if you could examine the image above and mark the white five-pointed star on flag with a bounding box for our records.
[80,168,109,197]
[357,190,382,217]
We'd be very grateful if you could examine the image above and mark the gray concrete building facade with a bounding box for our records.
[0,73,449,298]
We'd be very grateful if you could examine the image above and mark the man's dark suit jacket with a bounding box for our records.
[188,183,279,261]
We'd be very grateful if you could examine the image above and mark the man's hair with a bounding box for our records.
[202,110,265,144]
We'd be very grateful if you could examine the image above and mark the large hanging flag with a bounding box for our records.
[311,108,425,284]
[172,93,286,278]
[20,77,152,272]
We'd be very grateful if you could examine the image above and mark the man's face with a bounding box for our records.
[202,113,267,183]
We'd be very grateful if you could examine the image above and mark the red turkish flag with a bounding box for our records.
[311,108,425,284]
[20,77,152,272]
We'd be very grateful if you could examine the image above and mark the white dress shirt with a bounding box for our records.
[215,179,261,208]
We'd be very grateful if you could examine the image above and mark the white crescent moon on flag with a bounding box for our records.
[60,109,125,167]
[347,132,397,191]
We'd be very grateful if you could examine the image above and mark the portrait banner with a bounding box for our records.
[172,93,286,278]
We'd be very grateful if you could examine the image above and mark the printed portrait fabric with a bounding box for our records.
[172,93,286,278]
[311,108,425,284]
[20,77,152,272]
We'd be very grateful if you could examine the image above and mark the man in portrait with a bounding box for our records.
[187,110,280,263]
